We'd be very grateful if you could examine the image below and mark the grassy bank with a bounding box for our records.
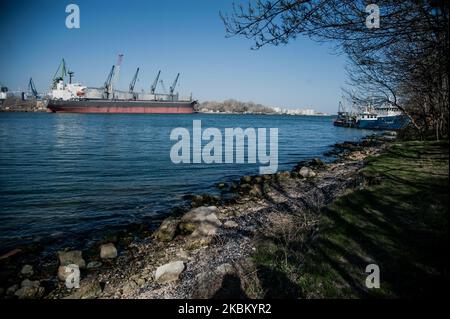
[251,140,449,298]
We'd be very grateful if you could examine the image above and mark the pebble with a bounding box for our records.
[224,220,239,228]
[100,243,118,259]
[87,261,103,269]
[155,261,185,284]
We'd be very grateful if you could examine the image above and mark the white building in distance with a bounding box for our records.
[273,107,320,116]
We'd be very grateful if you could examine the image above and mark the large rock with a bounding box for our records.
[276,171,291,179]
[58,250,86,268]
[310,157,325,167]
[153,217,179,242]
[192,263,239,299]
[179,206,221,235]
[239,183,252,193]
[253,176,263,183]
[20,264,34,277]
[121,281,138,296]
[189,194,220,207]
[100,243,117,259]
[14,279,44,299]
[241,175,252,183]
[191,223,217,238]
[249,184,262,197]
[58,265,79,282]
[6,284,19,296]
[155,261,185,284]
[299,167,316,178]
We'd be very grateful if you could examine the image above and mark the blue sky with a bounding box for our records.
[0,0,347,113]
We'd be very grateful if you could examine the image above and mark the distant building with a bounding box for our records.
[272,107,318,116]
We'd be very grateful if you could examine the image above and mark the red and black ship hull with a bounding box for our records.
[47,99,196,114]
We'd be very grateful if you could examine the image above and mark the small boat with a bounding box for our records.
[333,101,356,128]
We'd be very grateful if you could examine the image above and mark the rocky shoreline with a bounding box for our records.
[0,133,392,299]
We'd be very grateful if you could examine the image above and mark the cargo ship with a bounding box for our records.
[47,56,197,114]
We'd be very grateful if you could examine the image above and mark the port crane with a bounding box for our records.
[28,78,38,98]
[104,65,115,98]
[129,67,139,93]
[150,70,161,94]
[51,59,67,89]
[169,73,180,96]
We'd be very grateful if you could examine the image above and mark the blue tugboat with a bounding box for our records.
[356,104,410,130]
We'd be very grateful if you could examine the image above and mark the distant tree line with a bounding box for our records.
[221,0,449,139]
[198,99,275,113]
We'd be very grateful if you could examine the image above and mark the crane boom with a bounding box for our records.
[169,73,180,95]
[51,58,67,89]
[104,65,115,98]
[129,67,140,93]
[28,78,38,97]
[150,70,161,94]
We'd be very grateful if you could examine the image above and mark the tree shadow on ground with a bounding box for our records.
[255,265,302,298]
[212,274,249,299]
[248,141,449,298]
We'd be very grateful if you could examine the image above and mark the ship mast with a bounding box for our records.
[338,101,343,114]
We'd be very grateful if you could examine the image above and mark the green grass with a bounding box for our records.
[251,141,449,298]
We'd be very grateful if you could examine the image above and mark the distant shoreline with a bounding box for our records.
[1,97,331,115]
[0,109,334,116]
[197,111,331,116]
